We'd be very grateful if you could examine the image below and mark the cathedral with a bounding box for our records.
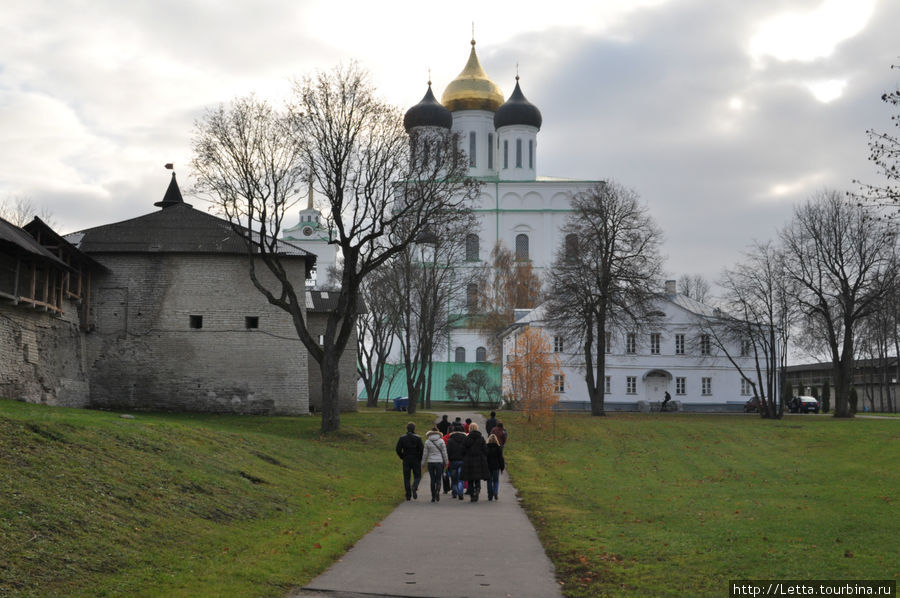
[402,39,599,372]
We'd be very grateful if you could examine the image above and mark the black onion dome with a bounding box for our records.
[493,78,542,130]
[404,84,453,132]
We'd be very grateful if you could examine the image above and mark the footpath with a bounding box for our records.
[291,412,563,598]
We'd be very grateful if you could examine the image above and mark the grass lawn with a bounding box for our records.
[504,413,899,598]
[0,400,435,597]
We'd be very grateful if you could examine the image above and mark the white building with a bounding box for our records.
[403,39,599,368]
[282,183,339,289]
[500,280,763,411]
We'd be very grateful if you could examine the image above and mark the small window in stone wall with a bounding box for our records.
[190,315,203,329]
[245,316,259,329]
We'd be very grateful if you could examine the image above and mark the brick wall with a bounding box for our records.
[0,298,90,406]
[85,253,309,415]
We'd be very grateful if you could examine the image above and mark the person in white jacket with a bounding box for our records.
[421,426,449,502]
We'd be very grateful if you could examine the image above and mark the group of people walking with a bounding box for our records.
[395,412,507,503]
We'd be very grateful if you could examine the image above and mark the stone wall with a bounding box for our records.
[84,253,309,415]
[0,298,90,406]
[306,311,359,412]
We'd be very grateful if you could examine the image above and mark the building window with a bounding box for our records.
[466,283,478,312]
[564,234,578,262]
[455,347,466,363]
[553,336,564,353]
[605,376,611,394]
[516,139,522,168]
[740,339,752,357]
[476,347,487,363]
[503,140,509,169]
[626,333,636,354]
[515,234,529,260]
[488,133,494,169]
[675,334,685,355]
[189,315,203,329]
[676,377,686,395]
[626,376,637,394]
[554,374,565,393]
[650,333,660,355]
[245,316,259,329]
[528,139,534,169]
[741,378,752,396]
[702,377,712,395]
[605,332,612,353]
[468,131,476,167]
[700,334,711,356]
[465,233,479,261]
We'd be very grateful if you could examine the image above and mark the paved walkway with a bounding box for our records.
[291,412,563,598]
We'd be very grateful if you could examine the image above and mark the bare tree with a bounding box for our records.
[854,64,900,216]
[544,181,665,416]
[780,190,899,418]
[0,194,54,228]
[357,266,397,408]
[712,241,795,419]
[191,64,478,432]
[677,273,711,304]
[474,242,542,360]
[380,211,478,413]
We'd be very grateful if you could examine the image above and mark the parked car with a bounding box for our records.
[788,395,819,413]
[744,397,761,413]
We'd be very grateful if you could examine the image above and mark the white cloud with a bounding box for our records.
[748,0,876,64]
[807,79,847,103]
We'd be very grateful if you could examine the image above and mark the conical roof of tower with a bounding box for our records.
[494,77,542,130]
[441,40,504,112]
[154,172,191,208]
[404,82,453,131]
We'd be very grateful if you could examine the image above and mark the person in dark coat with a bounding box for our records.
[445,424,467,499]
[485,433,506,501]
[461,422,490,502]
[484,411,498,436]
[492,421,508,446]
[436,414,450,436]
[395,422,424,500]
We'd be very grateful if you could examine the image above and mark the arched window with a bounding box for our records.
[469,132,476,167]
[476,347,487,362]
[466,283,478,312]
[503,140,509,169]
[516,139,522,168]
[465,233,479,262]
[455,347,466,363]
[565,233,578,262]
[529,139,534,169]
[515,234,529,260]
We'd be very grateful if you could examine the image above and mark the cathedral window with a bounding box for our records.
[515,233,529,260]
[455,347,466,363]
[476,347,487,362]
[469,132,476,167]
[465,233,479,262]
[516,139,522,168]
[626,333,636,354]
[529,139,534,169]
[487,133,494,169]
[503,140,509,169]
[565,234,578,262]
[466,283,478,312]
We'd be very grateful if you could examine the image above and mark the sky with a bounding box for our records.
[1,0,898,285]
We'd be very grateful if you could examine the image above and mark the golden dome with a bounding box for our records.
[441,40,504,112]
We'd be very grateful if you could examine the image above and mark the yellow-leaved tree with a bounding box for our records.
[504,327,561,426]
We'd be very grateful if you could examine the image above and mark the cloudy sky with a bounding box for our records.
[1,0,897,283]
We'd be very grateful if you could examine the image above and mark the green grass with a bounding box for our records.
[505,413,899,598]
[0,400,434,597]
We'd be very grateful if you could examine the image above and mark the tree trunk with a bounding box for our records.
[320,349,342,432]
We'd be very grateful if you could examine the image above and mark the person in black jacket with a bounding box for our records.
[484,411,498,436]
[395,422,424,500]
[485,433,506,501]
[461,422,490,502]
[445,424,468,499]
